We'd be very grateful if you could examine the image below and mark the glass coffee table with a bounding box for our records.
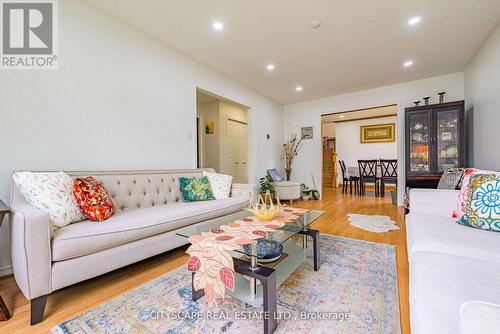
[176,209,325,334]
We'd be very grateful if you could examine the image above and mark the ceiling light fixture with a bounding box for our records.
[295,86,303,92]
[266,64,275,71]
[403,60,414,67]
[212,21,224,31]
[339,115,345,118]
[408,16,421,26]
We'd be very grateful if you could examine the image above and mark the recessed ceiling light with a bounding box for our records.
[212,21,224,31]
[403,60,414,67]
[266,64,275,71]
[408,16,421,26]
[295,86,303,92]
[339,115,345,118]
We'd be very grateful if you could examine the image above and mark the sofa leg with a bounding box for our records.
[31,295,48,325]
[289,199,294,204]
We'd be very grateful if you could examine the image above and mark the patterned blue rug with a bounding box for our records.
[53,234,401,334]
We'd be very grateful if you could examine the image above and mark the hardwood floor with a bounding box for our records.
[0,187,408,334]
[296,187,409,334]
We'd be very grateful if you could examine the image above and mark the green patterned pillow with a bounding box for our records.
[179,176,215,202]
[457,174,500,232]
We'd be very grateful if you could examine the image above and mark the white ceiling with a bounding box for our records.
[83,0,500,104]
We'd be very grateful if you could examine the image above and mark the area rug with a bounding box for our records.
[53,235,401,334]
[348,214,400,233]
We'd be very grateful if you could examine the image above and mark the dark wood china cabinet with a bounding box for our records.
[405,100,466,188]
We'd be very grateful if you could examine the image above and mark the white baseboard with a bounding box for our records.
[0,265,13,277]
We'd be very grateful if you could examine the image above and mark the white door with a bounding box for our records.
[224,119,248,183]
[239,123,248,182]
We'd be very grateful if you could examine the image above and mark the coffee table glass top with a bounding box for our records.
[176,209,325,259]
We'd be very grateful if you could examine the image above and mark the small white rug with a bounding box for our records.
[347,214,400,233]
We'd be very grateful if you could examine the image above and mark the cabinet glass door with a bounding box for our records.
[436,109,460,172]
[408,112,431,172]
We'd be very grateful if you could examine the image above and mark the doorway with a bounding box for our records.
[321,104,398,198]
[196,90,249,183]
[322,122,337,189]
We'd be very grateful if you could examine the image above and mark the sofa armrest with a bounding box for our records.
[460,301,500,334]
[231,183,258,201]
[10,202,52,300]
[408,188,458,218]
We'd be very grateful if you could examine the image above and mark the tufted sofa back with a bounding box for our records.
[11,169,215,213]
[65,169,216,212]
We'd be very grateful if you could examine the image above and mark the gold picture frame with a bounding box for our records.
[360,123,395,143]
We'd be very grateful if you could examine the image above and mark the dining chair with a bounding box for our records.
[357,159,380,196]
[379,159,398,196]
[339,160,348,194]
[339,160,359,195]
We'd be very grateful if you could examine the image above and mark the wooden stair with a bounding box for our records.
[323,148,336,188]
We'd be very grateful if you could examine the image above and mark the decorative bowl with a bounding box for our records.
[247,192,282,221]
[253,207,279,221]
[243,239,283,262]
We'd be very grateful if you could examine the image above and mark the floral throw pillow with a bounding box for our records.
[202,171,232,199]
[13,172,86,229]
[74,177,116,222]
[457,174,500,232]
[179,176,215,202]
[452,168,499,220]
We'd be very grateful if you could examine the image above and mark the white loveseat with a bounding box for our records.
[407,189,500,334]
[10,169,256,324]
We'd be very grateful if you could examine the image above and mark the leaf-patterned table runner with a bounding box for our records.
[186,207,310,304]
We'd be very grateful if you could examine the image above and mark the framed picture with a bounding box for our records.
[301,126,313,139]
[360,123,395,143]
[205,121,215,134]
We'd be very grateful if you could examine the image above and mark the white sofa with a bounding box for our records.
[10,169,256,325]
[407,189,500,334]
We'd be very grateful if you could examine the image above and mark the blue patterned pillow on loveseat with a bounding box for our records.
[457,174,500,232]
[179,176,215,202]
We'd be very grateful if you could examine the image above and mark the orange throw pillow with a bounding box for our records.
[73,176,115,222]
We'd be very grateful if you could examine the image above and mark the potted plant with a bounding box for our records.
[309,188,320,200]
[259,175,275,203]
[300,183,310,201]
[282,134,303,181]
[308,173,320,200]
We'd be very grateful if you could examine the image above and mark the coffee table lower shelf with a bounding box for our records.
[191,228,320,334]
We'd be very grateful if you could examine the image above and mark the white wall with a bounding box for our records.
[284,72,465,202]
[0,0,283,274]
[336,116,397,184]
[464,23,500,170]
